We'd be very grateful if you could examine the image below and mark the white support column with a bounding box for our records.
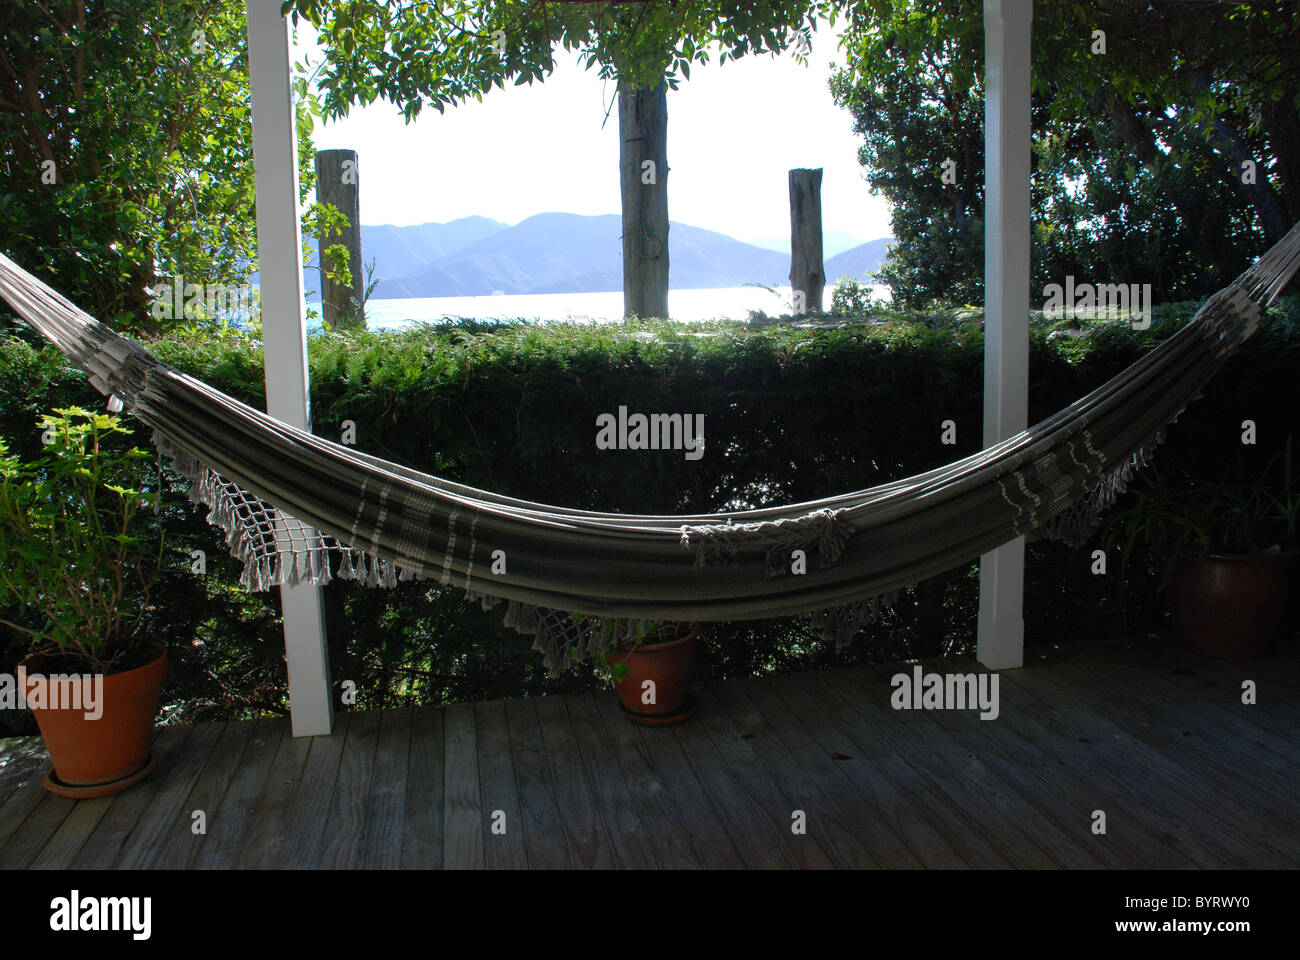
[978,0,1032,671]
[246,0,333,735]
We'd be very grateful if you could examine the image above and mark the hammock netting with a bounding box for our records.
[3,222,1299,673]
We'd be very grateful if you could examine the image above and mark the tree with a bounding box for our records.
[830,0,1300,308]
[284,0,845,319]
[0,0,319,334]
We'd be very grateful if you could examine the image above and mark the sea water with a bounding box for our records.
[317,284,889,331]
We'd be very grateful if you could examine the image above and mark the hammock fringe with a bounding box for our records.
[811,591,901,651]
[153,429,411,592]
[1042,396,1196,547]
[681,507,852,576]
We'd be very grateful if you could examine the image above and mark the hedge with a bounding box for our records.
[2,298,1297,733]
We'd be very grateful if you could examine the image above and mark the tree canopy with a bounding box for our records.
[0,0,321,333]
[831,0,1300,308]
[283,0,845,118]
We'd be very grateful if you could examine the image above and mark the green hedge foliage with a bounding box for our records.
[2,298,1297,732]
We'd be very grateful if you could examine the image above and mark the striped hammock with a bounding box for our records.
[2,224,1299,672]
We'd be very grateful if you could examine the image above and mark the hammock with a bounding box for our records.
[2,225,1299,672]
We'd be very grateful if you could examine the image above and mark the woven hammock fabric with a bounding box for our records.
[3,223,1299,671]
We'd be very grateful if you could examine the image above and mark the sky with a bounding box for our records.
[293,20,893,247]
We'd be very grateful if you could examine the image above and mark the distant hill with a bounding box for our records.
[748,229,866,259]
[361,216,508,280]
[347,213,892,298]
[371,213,794,298]
[825,237,894,283]
[308,216,508,301]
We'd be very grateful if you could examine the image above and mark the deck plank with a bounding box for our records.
[1022,652,1300,860]
[668,696,792,868]
[402,705,444,869]
[688,683,835,868]
[562,693,658,869]
[1019,656,1300,860]
[317,709,381,870]
[1071,654,1300,790]
[590,692,702,869]
[193,717,285,869]
[2,642,1297,870]
[840,666,1110,868]
[277,714,351,869]
[116,721,227,869]
[236,721,314,869]
[1000,664,1288,866]
[0,791,79,869]
[503,697,572,869]
[762,673,992,868]
[0,737,46,811]
[798,669,1060,867]
[995,665,1225,867]
[28,796,113,869]
[152,718,259,869]
[472,699,528,869]
[442,701,484,869]
[595,694,745,868]
[958,667,1200,868]
[868,661,1195,869]
[0,749,58,856]
[709,680,890,869]
[534,694,616,869]
[358,706,412,869]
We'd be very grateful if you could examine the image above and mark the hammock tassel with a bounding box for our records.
[683,507,852,576]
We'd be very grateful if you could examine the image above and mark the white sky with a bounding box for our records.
[294,21,893,246]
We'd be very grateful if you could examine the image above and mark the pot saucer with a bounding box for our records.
[41,753,157,799]
[619,693,696,727]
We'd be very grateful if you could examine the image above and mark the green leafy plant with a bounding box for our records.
[0,409,166,674]
[1098,436,1298,595]
[0,0,321,336]
[830,276,878,317]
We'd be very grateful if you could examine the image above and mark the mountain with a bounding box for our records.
[351,213,893,298]
[358,216,508,280]
[307,216,509,302]
[825,237,894,283]
[371,213,793,298]
[748,229,866,259]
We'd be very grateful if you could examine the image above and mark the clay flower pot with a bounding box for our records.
[610,623,699,725]
[1168,553,1292,659]
[26,646,167,797]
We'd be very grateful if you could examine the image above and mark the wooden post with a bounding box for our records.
[977,0,1032,672]
[618,81,670,320]
[246,0,334,736]
[314,148,365,331]
[788,168,825,315]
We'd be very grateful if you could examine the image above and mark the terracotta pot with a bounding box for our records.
[26,646,166,789]
[610,624,699,720]
[1168,553,1291,659]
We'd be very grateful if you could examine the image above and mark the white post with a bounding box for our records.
[978,0,1032,671]
[245,0,334,735]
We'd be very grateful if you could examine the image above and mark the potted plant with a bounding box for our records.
[0,407,167,797]
[1099,438,1298,659]
[570,618,700,725]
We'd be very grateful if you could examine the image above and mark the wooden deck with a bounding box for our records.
[2,635,1298,869]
